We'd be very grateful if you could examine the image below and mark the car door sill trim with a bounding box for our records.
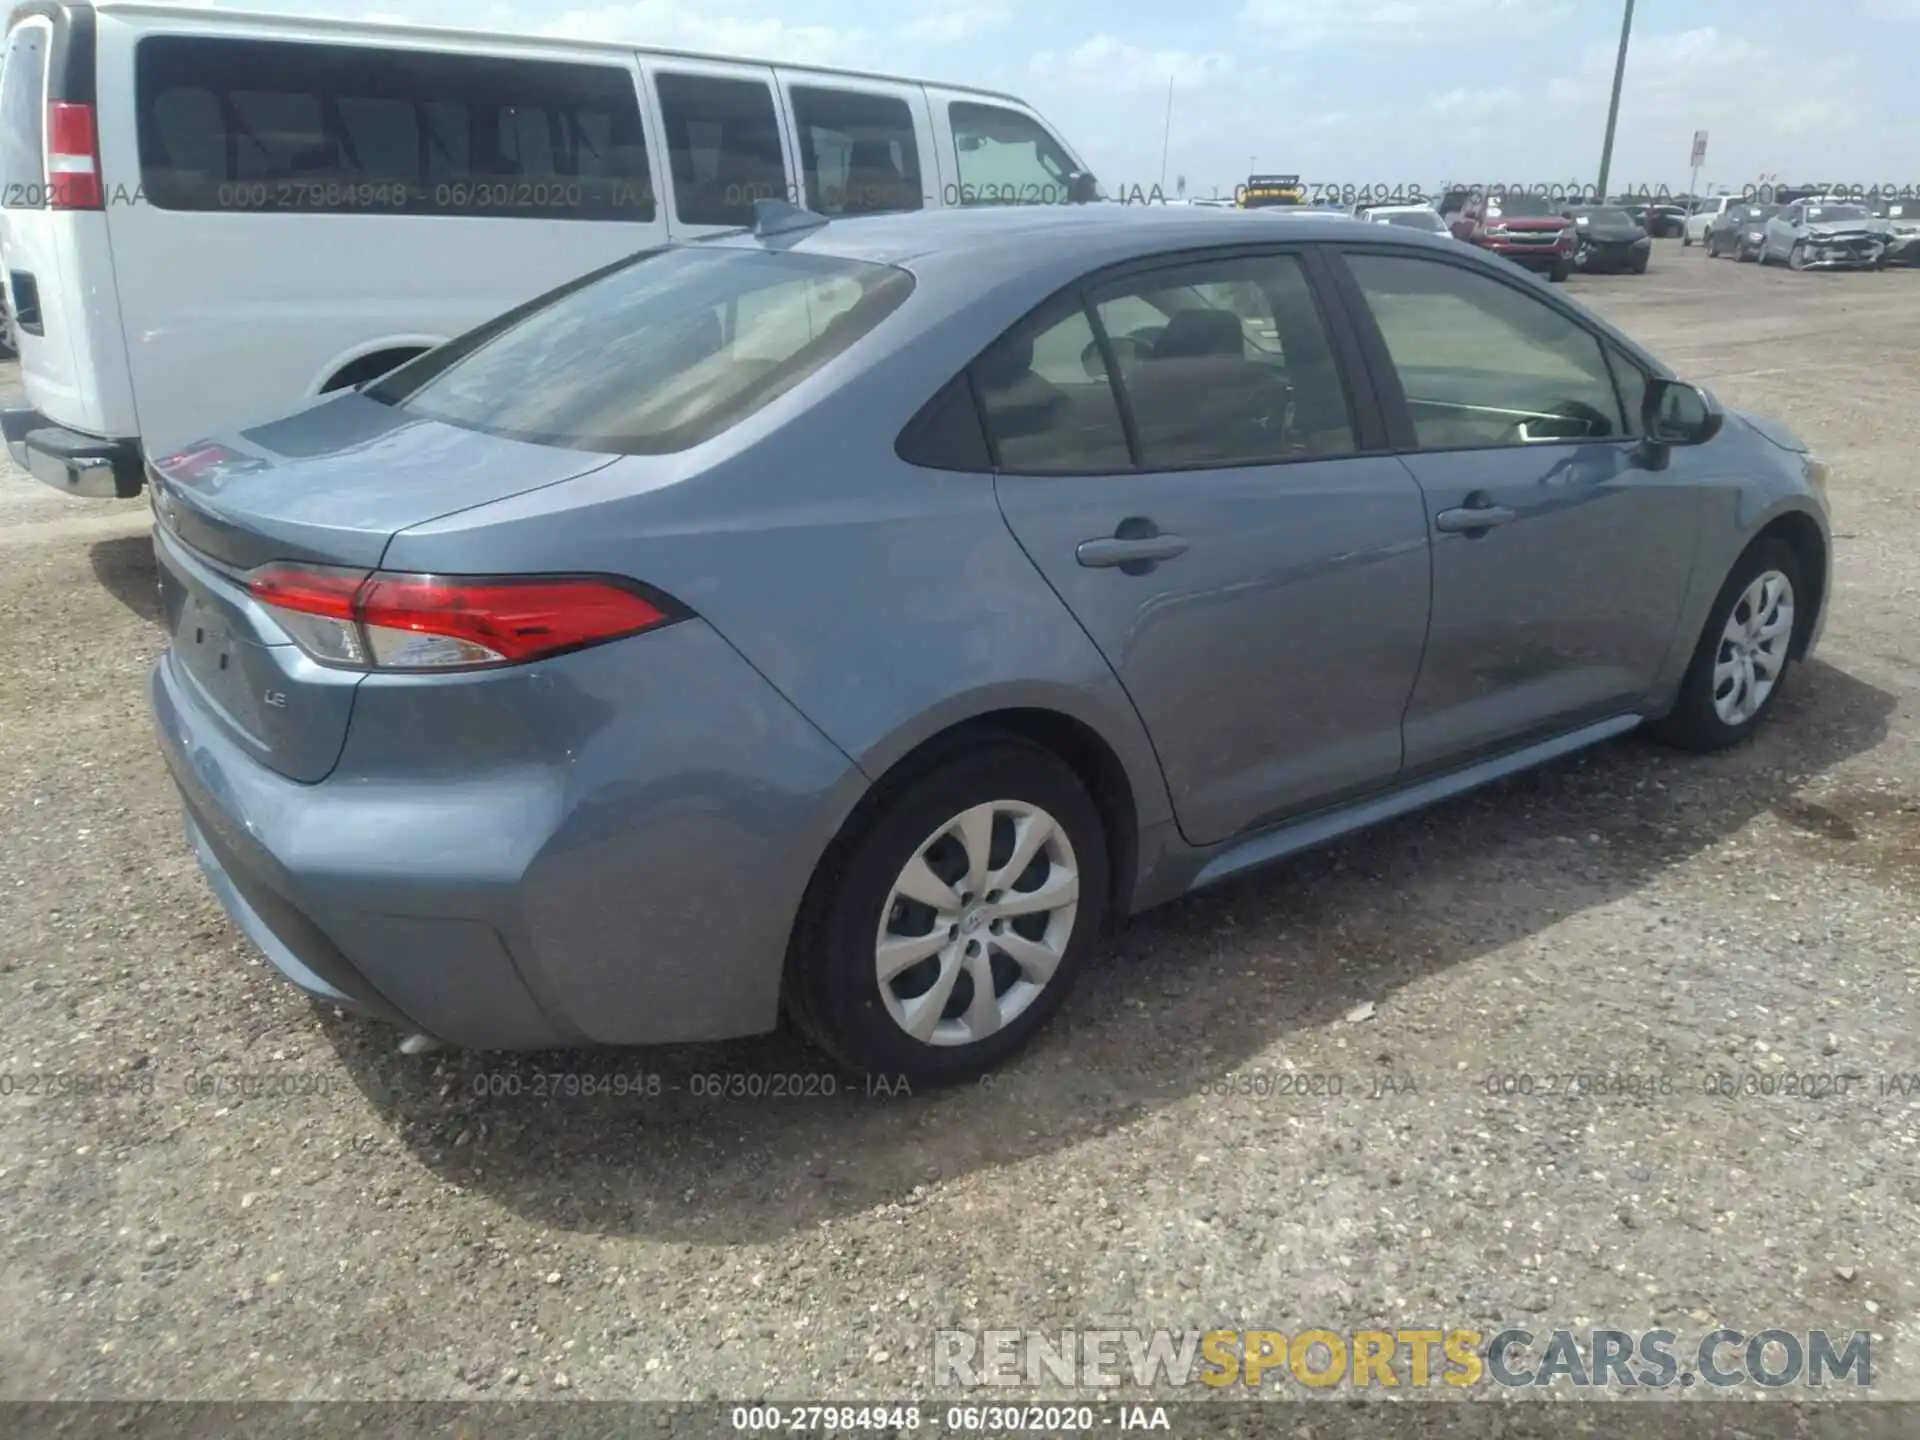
[1188,713,1643,890]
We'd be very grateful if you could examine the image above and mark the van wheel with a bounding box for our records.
[784,738,1109,1086]
[1650,539,1804,752]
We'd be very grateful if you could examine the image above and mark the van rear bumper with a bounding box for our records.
[2,408,144,499]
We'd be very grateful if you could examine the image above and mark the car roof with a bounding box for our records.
[704,204,1436,285]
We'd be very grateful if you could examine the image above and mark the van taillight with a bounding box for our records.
[46,101,102,210]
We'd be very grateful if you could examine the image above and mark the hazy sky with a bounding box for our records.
[221,0,1920,199]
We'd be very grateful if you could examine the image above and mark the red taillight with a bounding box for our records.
[246,564,678,671]
[46,101,102,210]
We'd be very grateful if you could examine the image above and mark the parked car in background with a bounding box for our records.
[1649,203,1689,238]
[0,0,1096,499]
[1871,196,1920,266]
[1444,190,1574,281]
[1560,204,1651,273]
[1357,204,1454,237]
[144,202,1831,1080]
[1617,201,1686,239]
[1684,195,1739,246]
[1706,203,1778,262]
[1758,199,1888,270]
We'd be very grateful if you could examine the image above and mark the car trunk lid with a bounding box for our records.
[150,393,618,782]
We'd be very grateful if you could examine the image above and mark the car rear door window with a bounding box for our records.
[0,24,46,209]
[789,86,922,215]
[1090,253,1356,467]
[1344,252,1628,449]
[949,101,1077,206]
[973,306,1131,472]
[135,37,655,219]
[654,72,789,227]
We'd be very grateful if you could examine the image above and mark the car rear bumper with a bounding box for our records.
[1,407,145,498]
[149,615,862,1050]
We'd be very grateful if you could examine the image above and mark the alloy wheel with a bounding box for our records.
[874,800,1080,1047]
[1712,569,1795,727]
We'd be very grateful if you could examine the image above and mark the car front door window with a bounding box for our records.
[1344,253,1626,448]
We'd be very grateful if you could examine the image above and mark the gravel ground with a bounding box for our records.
[2,243,1918,1420]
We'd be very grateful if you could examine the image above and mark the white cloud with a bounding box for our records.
[1030,36,1233,94]
[1238,0,1575,44]
[897,2,1011,46]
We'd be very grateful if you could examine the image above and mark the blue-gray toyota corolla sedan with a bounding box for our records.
[148,204,1831,1084]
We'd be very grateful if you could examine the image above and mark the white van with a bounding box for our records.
[0,0,1098,497]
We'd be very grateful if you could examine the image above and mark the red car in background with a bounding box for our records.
[1442,191,1575,282]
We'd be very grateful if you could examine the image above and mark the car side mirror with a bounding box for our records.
[1066,170,1100,204]
[1643,377,1723,447]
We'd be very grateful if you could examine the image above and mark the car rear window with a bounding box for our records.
[0,24,47,209]
[366,246,914,454]
[1376,209,1444,231]
[1488,194,1555,218]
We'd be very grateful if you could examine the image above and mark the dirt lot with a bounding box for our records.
[2,243,1917,1418]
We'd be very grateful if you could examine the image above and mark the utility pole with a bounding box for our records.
[1159,73,1174,193]
[1594,0,1635,202]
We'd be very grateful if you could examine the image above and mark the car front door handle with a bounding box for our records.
[1434,504,1517,534]
[1076,530,1190,570]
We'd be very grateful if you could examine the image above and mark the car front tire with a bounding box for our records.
[1549,260,1571,283]
[784,736,1110,1085]
[1650,539,1806,753]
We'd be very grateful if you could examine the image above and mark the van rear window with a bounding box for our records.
[364,246,914,454]
[134,37,655,220]
[0,25,47,209]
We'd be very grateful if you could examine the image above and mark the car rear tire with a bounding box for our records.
[784,737,1110,1086]
[1649,539,1806,753]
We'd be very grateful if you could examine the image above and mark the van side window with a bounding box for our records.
[134,37,656,220]
[0,25,47,210]
[654,72,789,227]
[948,102,1077,207]
[788,86,922,216]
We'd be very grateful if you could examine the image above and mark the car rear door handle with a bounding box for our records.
[1434,504,1516,534]
[1076,533,1190,569]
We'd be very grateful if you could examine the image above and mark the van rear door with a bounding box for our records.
[0,2,138,446]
